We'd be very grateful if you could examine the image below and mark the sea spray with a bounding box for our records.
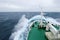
[46,17,60,25]
[9,15,29,40]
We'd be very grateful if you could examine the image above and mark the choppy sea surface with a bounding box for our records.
[0,12,60,40]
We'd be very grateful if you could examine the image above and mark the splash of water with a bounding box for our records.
[9,15,29,40]
[46,17,60,25]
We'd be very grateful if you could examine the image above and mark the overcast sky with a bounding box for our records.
[0,0,60,12]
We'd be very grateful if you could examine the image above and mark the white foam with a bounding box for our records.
[9,15,29,40]
[46,17,60,25]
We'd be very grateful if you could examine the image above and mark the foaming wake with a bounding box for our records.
[56,18,60,23]
[46,17,60,25]
[9,15,29,40]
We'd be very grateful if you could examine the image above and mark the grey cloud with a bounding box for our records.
[0,0,60,12]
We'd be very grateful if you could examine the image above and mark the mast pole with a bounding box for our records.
[40,8,43,27]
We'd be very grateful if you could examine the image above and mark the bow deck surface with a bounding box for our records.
[28,27,47,40]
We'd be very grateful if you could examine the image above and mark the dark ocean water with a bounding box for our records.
[0,12,60,40]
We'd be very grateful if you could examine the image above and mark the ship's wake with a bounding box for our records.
[9,15,29,40]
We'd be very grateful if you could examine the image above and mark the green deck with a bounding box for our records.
[28,27,47,40]
[28,21,48,40]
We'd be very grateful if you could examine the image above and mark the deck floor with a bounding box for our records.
[28,27,47,40]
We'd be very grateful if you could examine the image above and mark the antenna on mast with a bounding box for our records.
[40,8,43,27]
